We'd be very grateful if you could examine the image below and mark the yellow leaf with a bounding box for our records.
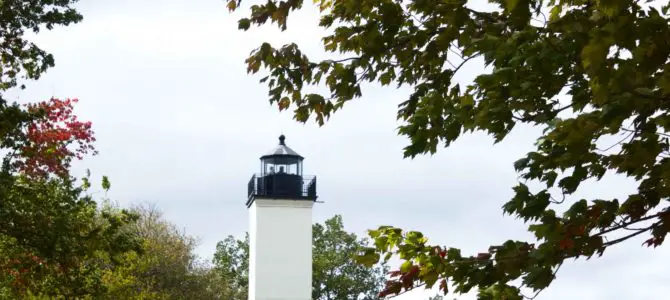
[505,0,520,11]
[313,0,333,12]
[549,5,563,21]
[226,0,237,12]
[460,94,474,107]
[278,97,290,110]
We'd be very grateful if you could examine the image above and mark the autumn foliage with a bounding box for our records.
[0,250,50,294]
[15,98,97,178]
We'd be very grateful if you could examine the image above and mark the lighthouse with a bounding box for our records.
[246,135,317,300]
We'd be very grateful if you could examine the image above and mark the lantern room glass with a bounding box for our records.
[261,156,303,176]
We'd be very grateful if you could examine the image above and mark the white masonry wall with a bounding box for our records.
[249,198,314,300]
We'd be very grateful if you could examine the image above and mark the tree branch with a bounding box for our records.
[602,223,658,247]
[453,54,479,74]
[594,212,662,237]
[550,191,566,204]
[324,57,362,64]
[598,129,636,153]
[621,127,670,139]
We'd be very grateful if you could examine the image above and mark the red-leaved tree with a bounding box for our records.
[14,98,97,178]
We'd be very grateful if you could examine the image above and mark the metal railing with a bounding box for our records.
[247,173,317,201]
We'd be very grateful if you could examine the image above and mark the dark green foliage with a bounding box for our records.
[231,0,670,298]
[0,0,82,91]
[212,233,249,299]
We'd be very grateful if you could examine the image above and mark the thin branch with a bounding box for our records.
[623,225,650,231]
[453,54,479,74]
[449,43,464,59]
[602,223,658,247]
[598,129,636,153]
[550,192,565,204]
[324,57,362,64]
[445,58,457,69]
[406,12,428,27]
[621,127,670,138]
[593,212,661,237]
[554,103,574,114]
[539,11,548,26]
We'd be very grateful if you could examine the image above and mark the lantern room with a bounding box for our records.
[247,135,317,206]
[260,135,303,176]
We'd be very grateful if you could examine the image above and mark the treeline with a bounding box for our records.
[0,98,387,298]
[1,188,388,299]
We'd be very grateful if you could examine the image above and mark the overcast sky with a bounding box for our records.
[6,0,669,299]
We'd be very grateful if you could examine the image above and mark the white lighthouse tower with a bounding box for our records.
[246,135,317,300]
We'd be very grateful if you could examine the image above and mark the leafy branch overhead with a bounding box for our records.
[0,0,82,91]
[231,0,670,299]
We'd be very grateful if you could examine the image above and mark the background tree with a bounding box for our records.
[100,202,227,300]
[230,0,670,299]
[212,233,249,299]
[213,215,388,300]
[311,215,388,300]
[0,98,142,298]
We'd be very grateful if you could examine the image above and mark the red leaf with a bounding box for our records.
[559,238,574,250]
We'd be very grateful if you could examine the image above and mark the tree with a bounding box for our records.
[100,202,227,300]
[213,215,388,300]
[0,0,82,91]
[0,0,82,142]
[311,215,388,300]
[0,101,141,298]
[0,175,142,298]
[0,2,148,298]
[230,0,670,299]
[212,234,249,299]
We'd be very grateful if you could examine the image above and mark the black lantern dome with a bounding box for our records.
[247,135,317,206]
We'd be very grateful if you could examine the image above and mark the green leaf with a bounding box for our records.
[634,87,654,96]
[549,5,563,20]
[513,157,529,171]
[238,18,251,30]
[102,176,111,191]
[505,0,521,11]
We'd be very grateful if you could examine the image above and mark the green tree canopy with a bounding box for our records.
[100,202,227,300]
[230,0,670,298]
[213,215,388,300]
[0,176,142,298]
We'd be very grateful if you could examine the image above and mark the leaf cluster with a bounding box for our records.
[231,0,670,298]
[0,0,82,91]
